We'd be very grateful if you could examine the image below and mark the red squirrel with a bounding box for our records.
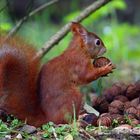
[0,22,114,126]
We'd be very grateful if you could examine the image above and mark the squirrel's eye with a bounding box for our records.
[95,39,101,46]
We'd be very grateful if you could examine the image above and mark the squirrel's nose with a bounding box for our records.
[98,47,106,56]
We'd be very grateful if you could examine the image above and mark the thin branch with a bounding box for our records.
[79,128,96,140]
[52,126,59,140]
[4,0,59,41]
[36,0,112,59]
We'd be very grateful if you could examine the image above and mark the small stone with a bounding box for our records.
[64,134,73,140]
[5,135,11,139]
[131,127,140,135]
[116,124,132,129]
[112,124,132,135]
[16,133,22,139]
[82,114,98,126]
[20,124,37,134]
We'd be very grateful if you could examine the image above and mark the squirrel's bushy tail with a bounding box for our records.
[0,37,45,126]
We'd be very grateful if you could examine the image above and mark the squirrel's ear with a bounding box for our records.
[71,22,87,36]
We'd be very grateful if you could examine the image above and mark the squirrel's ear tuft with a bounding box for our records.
[71,22,87,36]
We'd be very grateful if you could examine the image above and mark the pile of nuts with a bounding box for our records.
[81,57,140,127]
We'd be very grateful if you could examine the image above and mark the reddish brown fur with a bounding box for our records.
[39,23,114,124]
[0,23,114,126]
[0,36,46,126]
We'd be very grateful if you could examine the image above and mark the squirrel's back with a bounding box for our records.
[0,35,40,99]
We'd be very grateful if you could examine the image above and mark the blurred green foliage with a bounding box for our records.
[0,0,140,90]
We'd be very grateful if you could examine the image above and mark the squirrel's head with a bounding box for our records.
[71,22,106,58]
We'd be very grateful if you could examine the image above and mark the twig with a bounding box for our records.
[79,128,96,140]
[36,0,112,59]
[52,126,59,140]
[4,0,59,41]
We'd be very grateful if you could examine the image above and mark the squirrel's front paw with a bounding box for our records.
[105,62,115,70]
[101,62,116,77]
[93,57,116,77]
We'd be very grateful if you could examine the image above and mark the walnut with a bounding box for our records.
[103,90,115,103]
[125,107,137,117]
[111,114,124,124]
[103,83,127,103]
[114,95,128,102]
[93,57,114,77]
[124,101,131,110]
[92,96,109,113]
[109,100,124,114]
[115,82,128,95]
[100,113,110,117]
[130,97,140,108]
[92,95,102,106]
[126,84,139,100]
[93,57,111,68]
[97,116,112,127]
[137,104,140,109]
